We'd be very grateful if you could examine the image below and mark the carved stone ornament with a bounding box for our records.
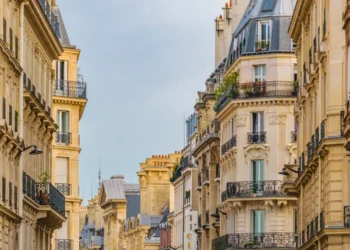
[243,144,270,165]
[236,115,247,127]
[269,114,287,125]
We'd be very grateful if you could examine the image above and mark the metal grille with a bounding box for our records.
[212,233,296,250]
[344,206,350,227]
[36,183,65,215]
[56,239,72,250]
[222,135,237,154]
[56,132,71,144]
[56,183,71,196]
[226,180,285,198]
[53,79,87,99]
[247,132,266,144]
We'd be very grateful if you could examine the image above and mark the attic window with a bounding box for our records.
[262,0,276,12]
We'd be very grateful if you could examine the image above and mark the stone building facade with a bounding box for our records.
[286,1,350,250]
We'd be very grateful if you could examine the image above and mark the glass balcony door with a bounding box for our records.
[252,160,264,195]
[253,210,265,245]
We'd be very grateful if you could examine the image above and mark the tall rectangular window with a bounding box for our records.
[323,8,326,39]
[9,28,12,51]
[8,182,12,208]
[3,18,6,43]
[2,98,6,119]
[57,111,69,132]
[254,65,266,82]
[252,112,264,133]
[9,105,12,126]
[252,160,264,194]
[15,36,18,59]
[2,177,5,203]
[253,210,265,233]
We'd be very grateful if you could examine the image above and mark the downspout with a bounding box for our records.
[19,2,29,250]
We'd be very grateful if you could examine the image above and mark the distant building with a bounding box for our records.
[99,175,140,250]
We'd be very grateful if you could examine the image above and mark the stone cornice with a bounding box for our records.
[0,40,22,75]
[289,0,313,41]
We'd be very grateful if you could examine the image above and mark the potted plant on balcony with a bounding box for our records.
[244,240,261,248]
[256,41,262,52]
[292,81,298,95]
[241,82,254,97]
[37,172,50,205]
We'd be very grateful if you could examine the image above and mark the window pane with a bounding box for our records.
[262,24,267,40]
[262,0,275,11]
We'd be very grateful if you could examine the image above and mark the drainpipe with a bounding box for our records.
[19,2,29,250]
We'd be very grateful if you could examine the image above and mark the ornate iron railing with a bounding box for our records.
[212,233,296,249]
[216,81,297,112]
[56,183,71,196]
[247,132,266,144]
[36,182,65,215]
[205,210,209,224]
[255,40,270,52]
[315,127,320,147]
[344,206,350,227]
[53,80,87,99]
[221,191,227,202]
[222,135,237,154]
[216,164,220,178]
[225,180,285,198]
[56,239,72,250]
[56,132,71,144]
[307,142,312,162]
[22,172,36,201]
[37,0,60,38]
[291,131,297,143]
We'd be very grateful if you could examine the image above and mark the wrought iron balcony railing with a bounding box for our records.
[53,79,87,99]
[321,120,325,140]
[247,132,266,144]
[215,81,297,112]
[56,239,72,250]
[22,172,36,201]
[225,180,285,198]
[36,182,65,215]
[56,183,71,196]
[344,206,350,227]
[255,40,270,52]
[37,0,60,38]
[56,132,71,144]
[291,131,297,143]
[212,233,296,250]
[221,191,228,202]
[205,210,209,224]
[222,135,237,154]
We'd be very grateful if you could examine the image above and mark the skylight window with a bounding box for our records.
[262,0,276,12]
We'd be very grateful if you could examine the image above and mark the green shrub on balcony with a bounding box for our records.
[215,71,239,100]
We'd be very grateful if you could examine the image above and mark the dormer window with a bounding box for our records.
[262,0,276,12]
[256,21,271,52]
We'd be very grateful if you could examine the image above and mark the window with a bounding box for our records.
[9,28,12,51]
[252,160,264,194]
[256,21,270,51]
[2,177,5,203]
[14,186,17,210]
[56,60,68,81]
[57,111,69,132]
[262,0,276,11]
[252,112,264,133]
[3,18,6,43]
[2,98,5,119]
[254,65,266,82]
[253,210,265,233]
[9,182,12,208]
[15,36,18,59]
[9,105,12,126]
[323,8,326,38]
[15,111,18,133]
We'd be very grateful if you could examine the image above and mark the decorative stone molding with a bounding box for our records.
[243,144,270,165]
[236,115,247,127]
[269,114,288,125]
[286,144,297,163]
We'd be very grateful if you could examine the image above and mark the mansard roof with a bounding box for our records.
[225,0,296,70]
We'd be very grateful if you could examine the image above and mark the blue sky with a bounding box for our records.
[58,0,227,203]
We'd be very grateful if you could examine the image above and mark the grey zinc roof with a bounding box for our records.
[52,5,75,48]
[91,236,103,246]
[234,0,295,36]
[102,179,126,200]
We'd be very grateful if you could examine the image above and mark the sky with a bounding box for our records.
[57,0,227,203]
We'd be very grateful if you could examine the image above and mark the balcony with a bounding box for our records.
[255,40,270,52]
[56,239,72,250]
[37,0,60,38]
[247,132,266,144]
[56,183,71,196]
[215,81,297,112]
[23,172,36,201]
[36,182,65,216]
[222,135,237,155]
[345,206,350,227]
[212,233,296,250]
[221,191,228,202]
[224,180,285,199]
[56,132,71,144]
[53,79,87,99]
